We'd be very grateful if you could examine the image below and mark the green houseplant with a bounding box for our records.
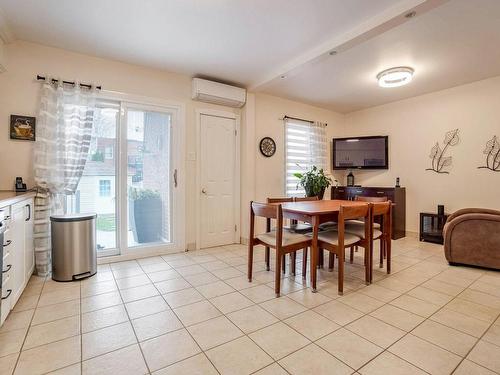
[293,166,333,199]
[129,188,162,243]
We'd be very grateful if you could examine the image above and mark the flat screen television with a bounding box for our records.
[332,136,388,170]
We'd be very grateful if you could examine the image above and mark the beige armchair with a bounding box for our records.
[443,208,500,269]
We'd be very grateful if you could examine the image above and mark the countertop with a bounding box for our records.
[0,191,37,208]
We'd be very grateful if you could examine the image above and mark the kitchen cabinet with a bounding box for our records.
[1,195,35,326]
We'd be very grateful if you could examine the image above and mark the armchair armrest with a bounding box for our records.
[444,212,500,269]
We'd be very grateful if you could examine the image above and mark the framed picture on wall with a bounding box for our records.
[10,114,36,141]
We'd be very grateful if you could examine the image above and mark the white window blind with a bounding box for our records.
[285,118,328,197]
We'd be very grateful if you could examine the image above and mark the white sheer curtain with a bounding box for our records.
[285,119,328,197]
[33,80,96,275]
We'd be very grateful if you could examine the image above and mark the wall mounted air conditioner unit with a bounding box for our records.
[192,78,246,108]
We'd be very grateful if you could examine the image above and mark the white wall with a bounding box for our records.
[344,76,500,232]
[0,40,240,248]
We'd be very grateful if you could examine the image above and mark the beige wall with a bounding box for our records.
[253,93,345,202]
[0,41,240,248]
[344,76,500,232]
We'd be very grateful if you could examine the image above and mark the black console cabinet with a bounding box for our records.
[331,186,406,240]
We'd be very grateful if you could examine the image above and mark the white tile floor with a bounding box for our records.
[1,237,500,374]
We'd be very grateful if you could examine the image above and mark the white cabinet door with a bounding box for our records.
[1,268,13,325]
[24,200,35,279]
[11,205,26,304]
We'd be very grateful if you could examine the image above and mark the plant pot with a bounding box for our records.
[129,197,162,243]
[304,186,326,200]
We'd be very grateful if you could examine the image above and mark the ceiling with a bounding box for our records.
[259,0,500,112]
[1,0,500,113]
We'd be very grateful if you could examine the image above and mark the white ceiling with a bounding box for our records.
[1,0,500,113]
[259,0,500,112]
[0,0,404,85]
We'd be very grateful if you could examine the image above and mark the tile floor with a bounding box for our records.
[1,237,500,374]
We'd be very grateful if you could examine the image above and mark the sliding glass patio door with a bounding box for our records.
[120,104,174,252]
[68,100,182,257]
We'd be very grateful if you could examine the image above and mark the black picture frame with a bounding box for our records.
[10,114,36,141]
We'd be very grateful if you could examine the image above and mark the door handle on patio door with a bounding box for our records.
[173,169,178,188]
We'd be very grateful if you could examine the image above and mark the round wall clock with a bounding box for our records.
[259,137,276,157]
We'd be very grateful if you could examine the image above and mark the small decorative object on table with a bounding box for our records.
[420,211,448,244]
[293,165,332,199]
[346,171,354,186]
[10,115,36,141]
[395,177,400,187]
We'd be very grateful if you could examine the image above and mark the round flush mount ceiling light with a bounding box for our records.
[377,67,414,88]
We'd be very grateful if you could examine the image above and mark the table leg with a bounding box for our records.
[310,215,319,293]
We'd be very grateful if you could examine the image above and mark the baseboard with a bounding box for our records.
[240,237,249,245]
[405,231,418,238]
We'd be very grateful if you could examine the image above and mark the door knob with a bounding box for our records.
[201,188,207,194]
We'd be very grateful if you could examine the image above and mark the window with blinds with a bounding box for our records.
[285,118,328,197]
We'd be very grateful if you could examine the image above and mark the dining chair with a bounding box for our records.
[348,199,392,279]
[349,195,387,255]
[316,203,370,295]
[248,201,312,297]
[266,197,293,275]
[293,196,318,278]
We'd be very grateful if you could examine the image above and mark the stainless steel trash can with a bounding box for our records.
[50,213,97,282]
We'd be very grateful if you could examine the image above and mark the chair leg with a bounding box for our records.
[318,248,324,268]
[275,251,282,297]
[302,248,308,278]
[291,252,296,276]
[386,237,392,274]
[265,247,270,271]
[328,252,334,271]
[364,246,370,285]
[282,254,286,274]
[350,246,354,264]
[355,245,358,252]
[338,248,344,295]
[379,239,384,268]
[247,242,253,282]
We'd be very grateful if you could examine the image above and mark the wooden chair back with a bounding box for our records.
[339,203,370,221]
[355,196,388,202]
[251,201,280,219]
[373,200,392,238]
[338,203,371,243]
[294,196,319,202]
[267,197,293,204]
[372,201,391,216]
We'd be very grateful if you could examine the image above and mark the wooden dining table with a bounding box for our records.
[280,199,368,292]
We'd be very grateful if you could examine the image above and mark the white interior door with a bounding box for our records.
[200,114,237,248]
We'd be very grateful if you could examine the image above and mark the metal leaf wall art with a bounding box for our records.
[478,135,500,172]
[426,129,460,174]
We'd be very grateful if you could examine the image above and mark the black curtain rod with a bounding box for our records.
[282,115,327,126]
[36,75,102,90]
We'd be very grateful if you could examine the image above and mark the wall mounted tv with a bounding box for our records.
[332,136,388,170]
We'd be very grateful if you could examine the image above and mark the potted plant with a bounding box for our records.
[129,188,162,243]
[293,166,333,199]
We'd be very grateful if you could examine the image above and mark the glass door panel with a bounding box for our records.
[126,109,172,247]
[66,103,119,255]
